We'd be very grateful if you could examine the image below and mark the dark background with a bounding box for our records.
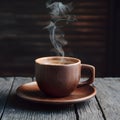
[0,0,120,77]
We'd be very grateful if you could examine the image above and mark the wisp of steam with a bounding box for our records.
[44,0,76,56]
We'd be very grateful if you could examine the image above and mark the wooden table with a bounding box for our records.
[0,77,120,120]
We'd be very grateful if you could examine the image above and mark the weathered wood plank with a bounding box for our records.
[0,77,14,118]
[75,97,104,120]
[95,78,120,120]
[1,77,120,120]
[1,77,77,120]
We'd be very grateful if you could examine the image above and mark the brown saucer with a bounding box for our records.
[16,82,96,104]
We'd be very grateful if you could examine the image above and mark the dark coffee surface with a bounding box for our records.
[36,57,80,65]
[43,59,75,65]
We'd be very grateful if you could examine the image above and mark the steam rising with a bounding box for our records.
[44,1,76,56]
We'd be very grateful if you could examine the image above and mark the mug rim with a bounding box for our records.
[35,56,81,66]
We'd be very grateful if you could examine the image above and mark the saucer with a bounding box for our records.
[16,82,96,104]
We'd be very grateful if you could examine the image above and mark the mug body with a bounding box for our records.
[35,56,81,97]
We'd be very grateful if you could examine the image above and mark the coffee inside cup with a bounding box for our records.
[36,57,79,65]
[44,59,75,65]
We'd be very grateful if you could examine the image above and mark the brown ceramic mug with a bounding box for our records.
[35,56,95,97]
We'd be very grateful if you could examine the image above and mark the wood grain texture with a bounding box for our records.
[95,78,120,120]
[1,77,33,120]
[0,77,14,118]
[1,77,120,120]
[75,97,104,120]
[1,77,77,120]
